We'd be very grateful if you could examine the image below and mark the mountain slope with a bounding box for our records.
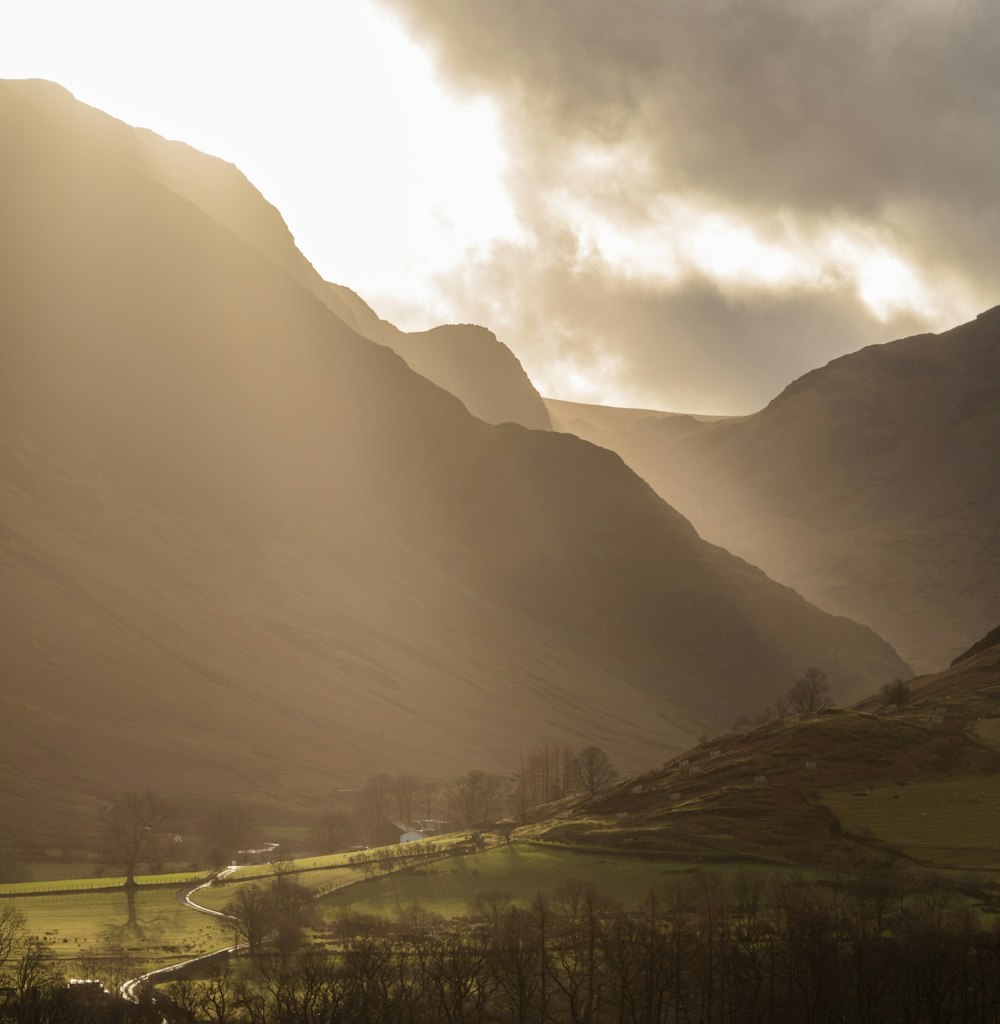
[11,76,549,432]
[952,623,1000,667]
[528,636,1000,868]
[327,285,552,430]
[547,312,1000,673]
[0,80,907,822]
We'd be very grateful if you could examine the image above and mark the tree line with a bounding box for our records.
[318,744,619,851]
[731,668,916,733]
[153,867,1000,1024]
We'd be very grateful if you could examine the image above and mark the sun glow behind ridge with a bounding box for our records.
[1,0,522,324]
[2,5,982,413]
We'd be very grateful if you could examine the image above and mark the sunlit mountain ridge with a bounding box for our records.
[0,80,906,823]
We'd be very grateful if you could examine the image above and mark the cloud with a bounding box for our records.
[374,230,927,415]
[374,0,1000,411]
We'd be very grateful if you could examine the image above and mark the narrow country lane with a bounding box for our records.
[120,865,245,1007]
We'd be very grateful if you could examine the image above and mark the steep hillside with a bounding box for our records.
[528,630,1000,869]
[7,78,549,431]
[952,623,1000,666]
[0,80,906,826]
[525,706,993,866]
[328,286,551,429]
[547,313,1000,672]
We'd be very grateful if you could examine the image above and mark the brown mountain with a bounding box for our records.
[15,77,550,433]
[0,80,906,823]
[326,286,552,430]
[952,624,1000,667]
[547,312,1000,674]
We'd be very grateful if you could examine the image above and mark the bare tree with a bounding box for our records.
[225,884,273,956]
[12,937,60,1001]
[773,691,792,719]
[880,677,912,706]
[310,809,356,854]
[103,791,171,887]
[79,942,135,995]
[447,771,508,826]
[520,743,577,808]
[355,774,393,843]
[269,864,314,959]
[573,746,618,796]
[0,905,25,979]
[391,775,421,823]
[788,668,833,714]
[416,779,440,821]
[496,819,517,844]
[203,802,256,868]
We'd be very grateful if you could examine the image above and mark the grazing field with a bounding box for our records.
[1,886,232,974]
[973,717,1000,748]
[223,850,358,883]
[823,774,1000,869]
[194,863,372,913]
[312,842,768,922]
[222,834,471,882]
[0,870,210,897]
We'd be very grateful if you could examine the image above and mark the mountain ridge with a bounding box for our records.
[0,79,907,823]
[546,310,1000,672]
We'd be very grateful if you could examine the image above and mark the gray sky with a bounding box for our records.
[376,0,999,412]
[4,0,997,413]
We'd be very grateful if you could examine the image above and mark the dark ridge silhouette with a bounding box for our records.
[0,80,906,818]
[6,79,550,433]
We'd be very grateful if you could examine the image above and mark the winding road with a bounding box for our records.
[120,865,245,1006]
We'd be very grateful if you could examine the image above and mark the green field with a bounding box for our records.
[313,843,744,922]
[823,774,1000,869]
[1,886,232,974]
[0,869,210,897]
[193,863,372,913]
[973,718,1000,748]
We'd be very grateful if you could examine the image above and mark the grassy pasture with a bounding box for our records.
[0,886,232,974]
[221,833,470,883]
[823,774,1000,869]
[193,863,372,913]
[972,717,1000,748]
[0,869,210,897]
[312,842,778,922]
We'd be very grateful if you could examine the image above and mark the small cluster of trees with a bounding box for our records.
[202,802,257,870]
[86,743,619,880]
[442,743,620,827]
[733,669,917,733]
[733,667,834,730]
[880,677,913,706]
[101,792,259,878]
[224,862,314,958]
[159,869,1000,1024]
[511,744,619,819]
[341,746,619,850]
[344,841,449,878]
[351,775,440,844]
[1,904,154,1023]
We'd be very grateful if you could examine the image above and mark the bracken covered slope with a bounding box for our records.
[0,80,906,822]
